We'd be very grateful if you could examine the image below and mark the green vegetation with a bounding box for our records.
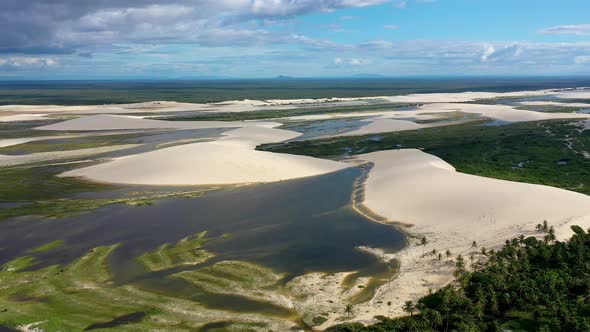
[0,134,139,155]
[260,120,590,194]
[515,106,587,113]
[0,165,108,202]
[158,103,415,122]
[0,162,216,220]
[174,260,286,306]
[1,256,35,272]
[0,190,213,220]
[137,231,214,271]
[0,243,295,331]
[30,240,65,253]
[327,226,590,332]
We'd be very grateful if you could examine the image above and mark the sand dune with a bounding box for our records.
[349,149,590,319]
[518,101,590,108]
[0,100,290,116]
[61,127,349,185]
[0,145,140,167]
[555,89,590,99]
[418,103,590,122]
[35,114,280,131]
[335,118,433,136]
[381,90,555,103]
[0,114,50,122]
[0,136,67,148]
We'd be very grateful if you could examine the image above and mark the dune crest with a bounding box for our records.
[60,127,349,185]
[349,149,590,319]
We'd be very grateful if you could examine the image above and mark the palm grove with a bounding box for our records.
[328,223,590,331]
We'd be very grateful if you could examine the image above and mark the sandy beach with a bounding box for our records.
[329,149,590,324]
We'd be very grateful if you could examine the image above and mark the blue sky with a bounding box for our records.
[1,0,590,79]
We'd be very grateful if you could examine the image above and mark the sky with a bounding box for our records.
[1,0,590,79]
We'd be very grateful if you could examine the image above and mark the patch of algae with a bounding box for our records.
[0,244,299,331]
[136,231,214,271]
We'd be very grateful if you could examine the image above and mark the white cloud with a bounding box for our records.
[575,55,590,64]
[332,57,369,66]
[480,45,495,62]
[0,57,58,70]
[539,24,590,36]
[0,0,392,54]
[393,1,407,8]
[384,25,400,30]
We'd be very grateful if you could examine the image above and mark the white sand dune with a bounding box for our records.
[0,100,291,116]
[518,101,590,108]
[381,90,555,103]
[278,110,398,122]
[418,103,590,122]
[335,118,433,136]
[280,101,588,138]
[349,149,590,319]
[555,89,590,99]
[35,114,280,131]
[60,127,349,185]
[0,114,50,122]
[0,145,140,167]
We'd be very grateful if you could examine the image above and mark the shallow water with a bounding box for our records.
[0,167,405,315]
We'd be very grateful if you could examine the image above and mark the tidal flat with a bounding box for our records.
[0,167,406,331]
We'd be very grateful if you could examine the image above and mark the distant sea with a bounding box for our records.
[0,77,589,105]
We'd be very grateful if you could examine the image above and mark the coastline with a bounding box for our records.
[313,149,590,329]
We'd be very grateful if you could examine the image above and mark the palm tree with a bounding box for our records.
[548,226,556,241]
[344,303,354,319]
[455,254,465,270]
[403,300,415,316]
[438,253,443,262]
[430,310,443,329]
[445,249,452,263]
[387,301,392,316]
[542,220,549,232]
[471,241,477,248]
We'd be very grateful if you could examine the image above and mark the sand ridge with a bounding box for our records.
[35,114,281,131]
[60,126,349,186]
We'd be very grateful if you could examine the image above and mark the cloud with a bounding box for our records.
[539,24,590,36]
[393,1,407,8]
[330,57,369,67]
[0,57,58,71]
[480,43,522,62]
[0,0,391,54]
[384,25,400,30]
[575,55,590,64]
